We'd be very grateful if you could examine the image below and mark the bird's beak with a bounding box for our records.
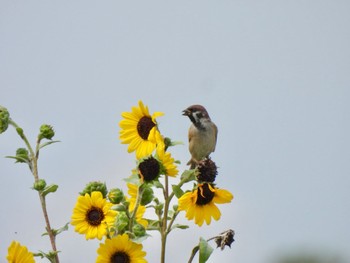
[182,109,190,116]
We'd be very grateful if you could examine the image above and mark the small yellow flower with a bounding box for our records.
[96,233,147,263]
[178,183,233,226]
[6,241,35,263]
[119,100,164,159]
[71,191,117,240]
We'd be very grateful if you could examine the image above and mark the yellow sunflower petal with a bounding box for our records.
[213,189,234,204]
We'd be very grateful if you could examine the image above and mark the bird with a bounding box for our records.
[182,105,218,169]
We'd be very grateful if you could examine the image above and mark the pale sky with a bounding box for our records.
[1,1,350,262]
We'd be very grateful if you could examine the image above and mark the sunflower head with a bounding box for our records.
[178,183,233,226]
[96,233,147,263]
[71,191,117,240]
[196,157,217,183]
[119,100,164,159]
[138,156,161,182]
[6,241,35,263]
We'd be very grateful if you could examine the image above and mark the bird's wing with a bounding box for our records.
[213,123,218,152]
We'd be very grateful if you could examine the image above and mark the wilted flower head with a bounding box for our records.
[214,229,235,250]
[196,157,217,183]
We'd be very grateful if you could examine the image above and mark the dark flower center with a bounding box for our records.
[138,156,160,182]
[196,158,217,183]
[196,183,215,206]
[86,207,104,226]
[137,116,155,140]
[110,252,130,263]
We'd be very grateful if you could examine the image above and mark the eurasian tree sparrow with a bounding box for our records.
[182,105,218,169]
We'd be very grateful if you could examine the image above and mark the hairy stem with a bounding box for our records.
[9,120,60,263]
[160,174,170,263]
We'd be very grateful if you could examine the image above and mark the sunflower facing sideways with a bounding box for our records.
[119,100,164,159]
[6,241,35,263]
[178,183,233,226]
[71,191,117,240]
[96,233,147,263]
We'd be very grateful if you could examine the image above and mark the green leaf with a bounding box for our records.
[145,219,160,231]
[180,169,196,182]
[34,250,59,263]
[171,224,189,231]
[55,222,69,236]
[42,222,69,237]
[39,140,60,149]
[199,237,214,263]
[42,184,58,197]
[5,155,29,164]
[123,174,141,185]
[172,184,185,198]
[152,180,164,189]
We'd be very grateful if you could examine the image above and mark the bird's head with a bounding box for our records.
[182,105,211,126]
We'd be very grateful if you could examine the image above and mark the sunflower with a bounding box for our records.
[156,143,178,177]
[119,100,164,159]
[71,191,117,240]
[6,241,35,263]
[96,233,147,263]
[178,183,233,226]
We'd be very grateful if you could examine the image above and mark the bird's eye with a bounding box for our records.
[195,112,203,118]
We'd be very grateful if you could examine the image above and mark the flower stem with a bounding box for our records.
[9,120,60,263]
[161,174,170,263]
[187,246,199,263]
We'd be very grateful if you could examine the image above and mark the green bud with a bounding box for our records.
[80,181,108,198]
[155,203,164,215]
[39,124,55,140]
[33,179,47,191]
[116,212,129,232]
[0,106,10,134]
[132,223,146,237]
[111,204,127,212]
[15,148,29,163]
[108,188,124,204]
[140,186,154,206]
[173,204,178,212]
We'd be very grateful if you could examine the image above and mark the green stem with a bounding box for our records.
[9,120,60,263]
[166,210,179,235]
[129,185,143,232]
[161,175,170,263]
[187,246,199,263]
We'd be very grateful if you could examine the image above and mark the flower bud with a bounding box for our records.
[15,148,29,163]
[132,223,146,237]
[33,179,47,191]
[39,124,55,140]
[0,106,10,134]
[108,188,124,204]
[80,181,108,198]
[116,212,129,232]
[140,186,154,206]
